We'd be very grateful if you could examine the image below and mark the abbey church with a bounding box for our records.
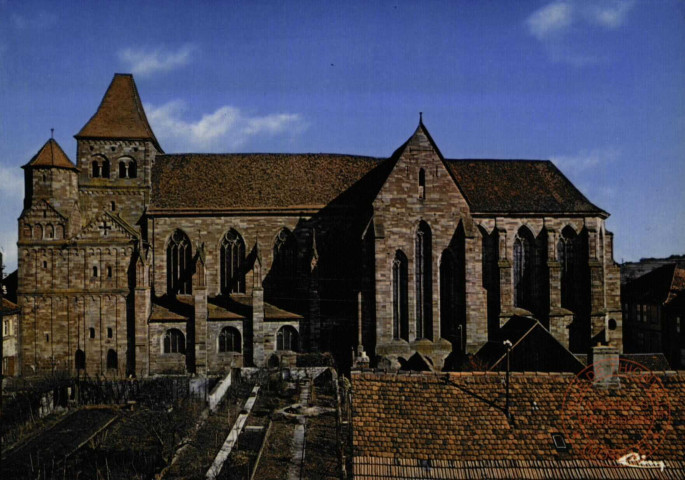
[14,74,622,377]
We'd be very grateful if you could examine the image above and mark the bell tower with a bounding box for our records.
[74,74,163,228]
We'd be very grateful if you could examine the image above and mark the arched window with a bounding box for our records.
[23,224,32,239]
[118,157,138,179]
[277,326,299,352]
[514,227,535,311]
[55,225,63,239]
[270,228,297,303]
[92,161,101,178]
[101,159,110,178]
[220,229,245,294]
[218,327,242,353]
[418,168,426,199]
[163,329,186,354]
[415,221,433,339]
[167,229,192,295]
[34,224,43,239]
[392,250,409,341]
[106,349,118,369]
[46,224,54,239]
[440,243,466,351]
[75,349,85,370]
[557,226,577,310]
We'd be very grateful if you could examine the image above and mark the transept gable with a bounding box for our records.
[20,199,67,222]
[75,210,139,243]
[372,120,470,215]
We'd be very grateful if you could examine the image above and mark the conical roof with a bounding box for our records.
[22,138,77,170]
[76,74,162,151]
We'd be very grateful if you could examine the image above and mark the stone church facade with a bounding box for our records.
[15,74,621,377]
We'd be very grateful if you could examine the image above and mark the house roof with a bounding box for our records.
[445,159,606,216]
[473,316,584,372]
[76,74,161,151]
[22,138,77,171]
[623,263,685,306]
[147,125,605,216]
[149,153,382,211]
[1,298,20,315]
[149,294,302,321]
[351,370,685,477]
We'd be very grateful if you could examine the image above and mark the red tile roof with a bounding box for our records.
[1,298,20,315]
[149,153,382,211]
[352,370,685,475]
[445,159,606,216]
[76,74,161,151]
[149,294,301,321]
[22,138,77,171]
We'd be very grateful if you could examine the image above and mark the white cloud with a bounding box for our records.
[118,44,196,77]
[11,11,57,30]
[526,1,574,40]
[525,0,636,65]
[146,101,308,152]
[0,164,24,272]
[551,146,620,176]
[585,0,635,29]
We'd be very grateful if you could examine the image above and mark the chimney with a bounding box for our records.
[591,344,620,388]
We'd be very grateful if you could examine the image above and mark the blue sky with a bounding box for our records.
[0,0,683,271]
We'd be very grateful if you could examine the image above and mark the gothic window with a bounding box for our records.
[514,227,535,311]
[220,229,245,294]
[440,243,466,351]
[392,250,409,341]
[418,168,426,199]
[270,228,297,303]
[164,329,186,354]
[415,221,433,340]
[167,229,192,295]
[218,326,241,353]
[106,349,118,369]
[75,349,85,370]
[557,226,577,310]
[277,325,299,352]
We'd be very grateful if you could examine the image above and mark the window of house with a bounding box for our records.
[106,349,117,369]
[167,229,192,295]
[418,168,426,199]
[163,329,186,354]
[277,326,299,352]
[118,158,137,178]
[218,327,241,353]
[415,221,433,340]
[392,250,409,341]
[220,229,245,294]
